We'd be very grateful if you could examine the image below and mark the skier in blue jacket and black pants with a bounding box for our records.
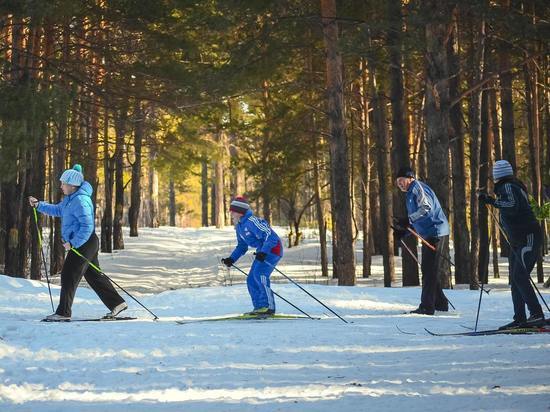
[222,196,283,315]
[29,164,127,321]
[394,167,450,315]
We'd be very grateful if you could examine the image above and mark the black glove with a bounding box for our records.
[255,252,267,262]
[221,257,234,267]
[478,192,496,206]
[392,226,408,241]
[392,216,410,231]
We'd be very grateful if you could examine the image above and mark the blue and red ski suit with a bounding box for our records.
[230,210,283,311]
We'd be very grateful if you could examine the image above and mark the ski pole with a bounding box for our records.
[393,230,456,311]
[474,283,491,332]
[230,263,315,320]
[33,207,55,312]
[406,227,456,269]
[487,206,550,313]
[70,247,159,320]
[398,237,420,266]
[406,226,455,291]
[391,225,420,265]
[261,259,348,324]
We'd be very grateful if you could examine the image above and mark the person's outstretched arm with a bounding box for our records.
[35,198,63,217]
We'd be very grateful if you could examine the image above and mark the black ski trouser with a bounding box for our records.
[420,235,449,312]
[56,233,124,317]
[508,228,543,321]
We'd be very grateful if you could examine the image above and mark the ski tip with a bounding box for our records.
[395,325,416,335]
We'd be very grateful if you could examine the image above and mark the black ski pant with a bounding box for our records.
[56,233,125,317]
[420,235,449,313]
[508,228,543,321]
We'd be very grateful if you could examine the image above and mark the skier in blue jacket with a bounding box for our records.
[393,167,450,315]
[29,164,126,321]
[222,196,283,315]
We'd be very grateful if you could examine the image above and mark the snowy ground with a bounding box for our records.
[1,226,549,411]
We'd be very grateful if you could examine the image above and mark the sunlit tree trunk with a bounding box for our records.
[321,0,356,285]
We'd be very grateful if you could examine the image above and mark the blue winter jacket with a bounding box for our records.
[405,180,449,239]
[37,182,95,248]
[230,209,283,262]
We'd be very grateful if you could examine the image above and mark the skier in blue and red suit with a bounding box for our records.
[222,196,283,315]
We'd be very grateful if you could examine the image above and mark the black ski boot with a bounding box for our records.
[525,313,545,328]
[409,306,434,316]
[498,319,526,330]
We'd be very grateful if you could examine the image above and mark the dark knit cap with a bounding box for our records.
[396,166,415,179]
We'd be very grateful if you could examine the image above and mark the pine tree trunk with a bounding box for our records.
[388,0,418,286]
[101,109,114,253]
[448,10,470,285]
[488,82,500,280]
[468,15,486,290]
[19,153,31,277]
[498,0,517,168]
[214,131,225,228]
[371,88,396,288]
[28,20,46,280]
[113,108,126,250]
[305,48,329,276]
[359,59,372,279]
[369,162,383,255]
[424,2,453,289]
[321,0,356,285]
[29,127,47,280]
[478,66,491,285]
[3,16,24,277]
[523,57,544,282]
[313,145,329,278]
[51,24,70,274]
[146,148,159,228]
[129,102,144,237]
[201,158,209,227]
[495,1,514,260]
[169,178,176,226]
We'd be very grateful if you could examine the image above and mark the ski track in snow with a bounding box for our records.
[1,226,549,411]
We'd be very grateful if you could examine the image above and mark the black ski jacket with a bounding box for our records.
[493,177,540,245]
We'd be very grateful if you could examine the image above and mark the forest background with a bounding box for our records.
[0,0,548,289]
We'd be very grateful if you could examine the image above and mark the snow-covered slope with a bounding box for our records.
[1,226,548,411]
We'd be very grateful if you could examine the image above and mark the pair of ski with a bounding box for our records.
[176,313,319,324]
[41,316,138,323]
[397,323,550,336]
[41,313,317,323]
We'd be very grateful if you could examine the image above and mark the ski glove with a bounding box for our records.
[255,252,267,262]
[392,216,410,232]
[221,257,234,267]
[478,192,496,206]
[392,226,408,241]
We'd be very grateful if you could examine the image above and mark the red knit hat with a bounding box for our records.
[229,196,250,214]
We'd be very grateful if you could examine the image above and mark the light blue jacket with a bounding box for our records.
[406,180,449,239]
[230,210,283,262]
[37,182,95,248]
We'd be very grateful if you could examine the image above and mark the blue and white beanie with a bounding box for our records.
[493,160,513,181]
[60,164,84,187]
